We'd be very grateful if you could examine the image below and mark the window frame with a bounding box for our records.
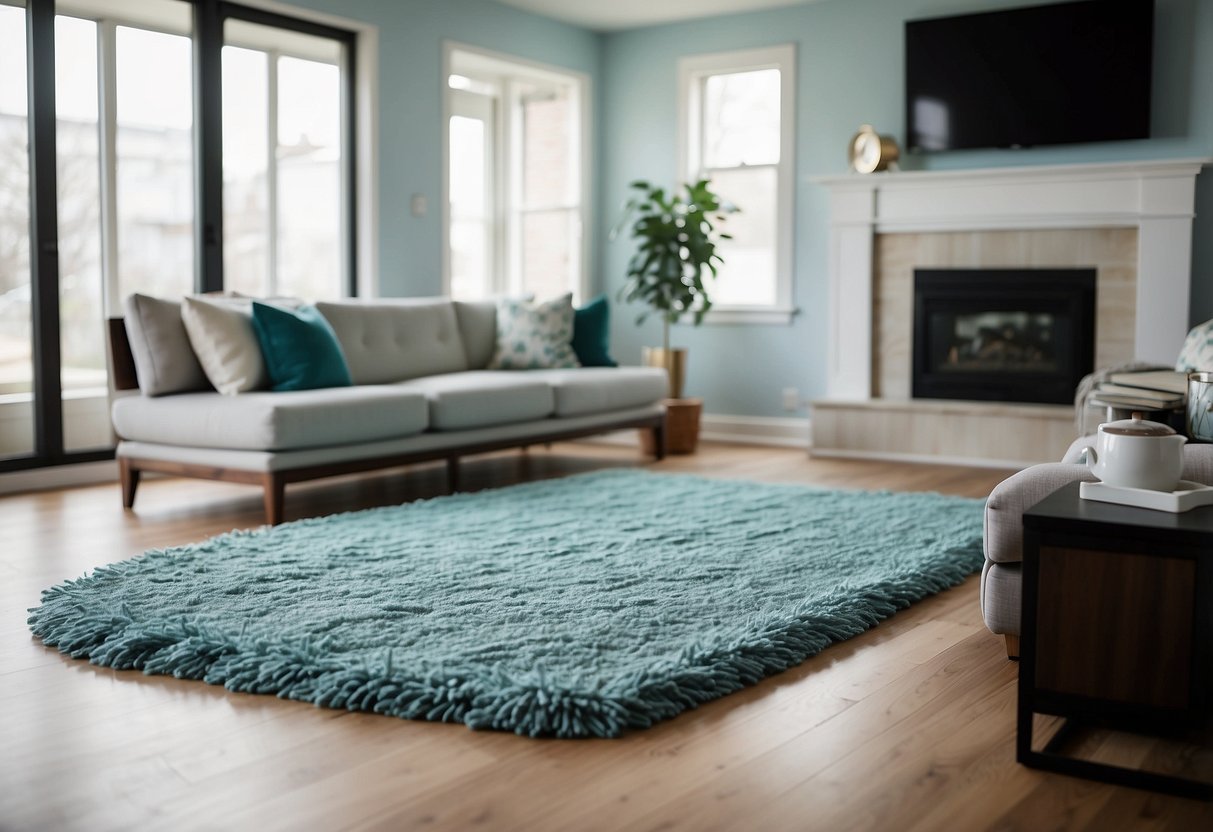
[441,40,592,303]
[677,44,797,325]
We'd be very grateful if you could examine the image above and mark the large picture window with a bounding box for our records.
[443,44,589,302]
[0,0,359,470]
[678,44,795,324]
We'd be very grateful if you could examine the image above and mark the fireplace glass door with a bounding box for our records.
[912,269,1096,405]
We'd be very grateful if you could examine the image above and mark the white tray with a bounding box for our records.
[1079,480,1213,513]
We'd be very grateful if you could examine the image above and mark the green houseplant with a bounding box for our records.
[611,178,736,398]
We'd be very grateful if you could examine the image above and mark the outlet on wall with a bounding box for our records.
[782,387,799,412]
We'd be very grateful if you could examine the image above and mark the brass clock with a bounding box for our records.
[848,124,900,174]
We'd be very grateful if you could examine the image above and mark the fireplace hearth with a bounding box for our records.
[912,269,1096,405]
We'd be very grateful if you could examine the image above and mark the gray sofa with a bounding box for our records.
[110,297,668,524]
[981,437,1213,657]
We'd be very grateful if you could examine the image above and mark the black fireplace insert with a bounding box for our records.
[912,269,1096,405]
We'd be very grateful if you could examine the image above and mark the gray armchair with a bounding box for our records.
[981,438,1213,658]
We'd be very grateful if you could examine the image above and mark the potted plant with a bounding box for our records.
[611,178,736,399]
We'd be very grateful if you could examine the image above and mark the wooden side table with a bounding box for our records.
[640,398,702,455]
[1019,482,1213,799]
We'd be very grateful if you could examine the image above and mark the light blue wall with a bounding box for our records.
[286,0,603,299]
[599,0,1213,418]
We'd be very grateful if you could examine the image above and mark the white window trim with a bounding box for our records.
[441,40,592,303]
[677,44,797,325]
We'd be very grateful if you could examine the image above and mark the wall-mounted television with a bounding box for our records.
[905,0,1154,153]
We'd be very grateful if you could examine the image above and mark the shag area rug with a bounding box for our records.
[29,470,984,738]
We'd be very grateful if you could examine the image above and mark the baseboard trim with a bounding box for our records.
[699,414,810,449]
[576,413,811,450]
[0,459,120,495]
[810,447,1032,470]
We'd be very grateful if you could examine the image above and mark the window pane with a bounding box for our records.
[519,208,578,301]
[276,55,342,300]
[449,114,491,300]
[702,68,780,168]
[56,16,111,450]
[115,25,194,300]
[706,166,777,307]
[521,89,572,207]
[222,45,270,297]
[0,3,33,459]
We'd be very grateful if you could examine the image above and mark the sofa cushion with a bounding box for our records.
[317,299,469,384]
[488,294,579,370]
[1176,317,1213,373]
[524,367,667,417]
[123,294,210,396]
[980,560,1021,635]
[396,371,554,431]
[453,300,498,370]
[111,386,427,451]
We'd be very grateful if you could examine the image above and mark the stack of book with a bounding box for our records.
[1092,370,1187,411]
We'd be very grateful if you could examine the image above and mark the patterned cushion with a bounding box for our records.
[487,294,580,370]
[1176,318,1213,372]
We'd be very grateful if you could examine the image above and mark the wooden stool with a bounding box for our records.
[641,398,703,455]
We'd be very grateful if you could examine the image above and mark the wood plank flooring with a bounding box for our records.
[2,441,1210,831]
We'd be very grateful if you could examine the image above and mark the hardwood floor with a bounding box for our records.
[2,441,1210,831]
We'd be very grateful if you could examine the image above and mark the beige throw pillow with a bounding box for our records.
[180,296,269,395]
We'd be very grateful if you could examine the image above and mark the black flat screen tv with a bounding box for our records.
[905,0,1154,153]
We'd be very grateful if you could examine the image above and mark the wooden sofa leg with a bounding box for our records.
[1004,634,1020,660]
[447,457,460,493]
[119,458,140,509]
[650,422,666,461]
[262,473,285,526]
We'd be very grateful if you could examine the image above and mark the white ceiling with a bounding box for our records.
[491,0,818,32]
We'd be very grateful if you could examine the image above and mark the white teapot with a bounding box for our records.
[1081,412,1187,492]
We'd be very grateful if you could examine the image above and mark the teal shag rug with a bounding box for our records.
[29,470,984,738]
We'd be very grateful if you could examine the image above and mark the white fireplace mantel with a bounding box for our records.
[814,158,1210,400]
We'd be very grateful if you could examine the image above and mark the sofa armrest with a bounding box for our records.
[984,463,1096,566]
[1182,444,1213,485]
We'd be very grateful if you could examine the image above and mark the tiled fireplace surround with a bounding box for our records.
[812,159,1207,466]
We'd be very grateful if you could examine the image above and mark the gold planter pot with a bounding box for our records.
[642,347,687,400]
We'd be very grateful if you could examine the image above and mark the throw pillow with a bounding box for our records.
[123,293,210,396]
[1176,318,1213,373]
[180,296,268,395]
[487,294,580,370]
[571,295,618,367]
[251,302,353,391]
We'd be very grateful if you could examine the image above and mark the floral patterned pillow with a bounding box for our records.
[488,294,581,370]
[1176,318,1213,373]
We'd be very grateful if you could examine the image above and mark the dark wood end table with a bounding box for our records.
[1019,481,1213,800]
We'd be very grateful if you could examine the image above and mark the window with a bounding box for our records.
[679,45,795,324]
[1,0,361,471]
[443,45,588,302]
[222,19,348,300]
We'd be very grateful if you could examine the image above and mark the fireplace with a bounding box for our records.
[912,269,1095,405]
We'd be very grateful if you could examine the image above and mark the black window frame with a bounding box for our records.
[3,0,359,474]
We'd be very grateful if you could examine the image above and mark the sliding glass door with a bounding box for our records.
[1,0,357,472]
[0,2,34,460]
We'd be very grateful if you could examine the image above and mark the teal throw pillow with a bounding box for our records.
[251,302,353,391]
[571,295,618,367]
[488,294,580,370]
